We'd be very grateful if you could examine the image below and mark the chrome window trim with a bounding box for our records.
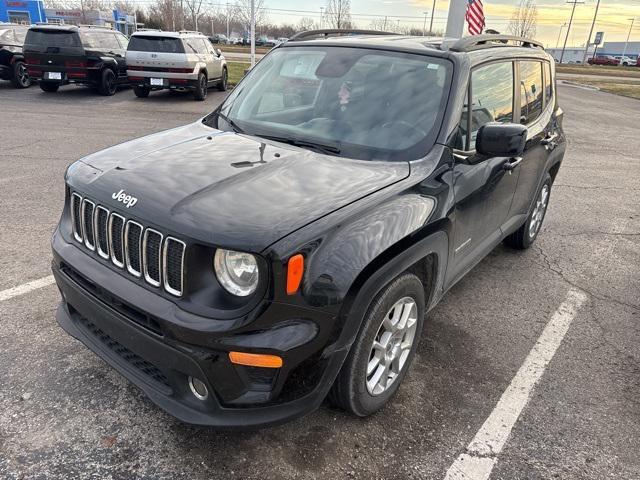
[71,193,83,243]
[81,199,96,252]
[124,220,143,278]
[163,237,186,297]
[143,228,163,287]
[94,205,110,259]
[108,212,126,268]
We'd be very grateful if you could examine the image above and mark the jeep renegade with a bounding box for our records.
[52,31,565,428]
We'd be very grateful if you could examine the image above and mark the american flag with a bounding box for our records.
[466,0,485,35]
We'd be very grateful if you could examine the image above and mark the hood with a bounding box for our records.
[68,121,410,252]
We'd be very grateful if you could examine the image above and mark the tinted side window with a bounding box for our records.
[461,61,514,149]
[519,61,543,124]
[184,38,202,54]
[544,62,553,106]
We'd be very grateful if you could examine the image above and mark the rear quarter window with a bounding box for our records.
[128,36,185,54]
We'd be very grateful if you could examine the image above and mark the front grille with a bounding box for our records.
[75,313,172,392]
[70,192,186,297]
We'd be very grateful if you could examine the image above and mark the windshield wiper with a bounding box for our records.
[217,112,244,134]
[257,135,341,155]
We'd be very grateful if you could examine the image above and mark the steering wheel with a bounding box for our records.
[381,121,428,138]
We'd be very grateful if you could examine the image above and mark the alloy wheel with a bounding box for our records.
[529,184,549,239]
[17,62,30,87]
[366,296,418,396]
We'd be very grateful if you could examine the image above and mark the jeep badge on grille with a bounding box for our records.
[112,189,138,208]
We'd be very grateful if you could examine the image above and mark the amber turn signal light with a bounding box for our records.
[286,253,304,295]
[229,351,283,368]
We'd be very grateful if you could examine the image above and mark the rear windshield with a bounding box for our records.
[128,36,184,53]
[25,29,81,47]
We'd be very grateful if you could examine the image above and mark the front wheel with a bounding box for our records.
[329,273,425,416]
[193,72,207,101]
[98,68,117,96]
[39,81,59,93]
[11,60,31,88]
[504,173,552,249]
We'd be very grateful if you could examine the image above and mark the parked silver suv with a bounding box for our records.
[126,30,227,101]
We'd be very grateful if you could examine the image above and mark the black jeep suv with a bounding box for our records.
[23,24,129,95]
[52,31,565,428]
[0,23,31,88]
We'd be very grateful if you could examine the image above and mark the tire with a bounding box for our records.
[98,68,117,96]
[10,60,31,88]
[193,71,207,101]
[217,67,228,91]
[133,86,150,98]
[329,273,425,417]
[504,173,552,250]
[39,81,59,93]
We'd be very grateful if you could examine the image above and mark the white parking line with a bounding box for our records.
[0,275,56,302]
[444,288,588,480]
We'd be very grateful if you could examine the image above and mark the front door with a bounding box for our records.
[448,60,521,285]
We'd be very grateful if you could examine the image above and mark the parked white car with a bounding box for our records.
[126,30,227,101]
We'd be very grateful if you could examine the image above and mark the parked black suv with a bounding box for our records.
[0,23,31,88]
[52,31,565,428]
[23,24,129,95]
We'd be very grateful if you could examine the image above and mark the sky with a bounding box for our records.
[261,0,640,48]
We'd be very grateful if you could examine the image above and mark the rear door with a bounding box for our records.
[507,60,550,221]
[202,37,222,79]
[449,60,521,283]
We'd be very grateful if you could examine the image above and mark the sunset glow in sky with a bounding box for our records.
[266,0,640,47]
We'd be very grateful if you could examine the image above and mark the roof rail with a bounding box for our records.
[78,24,114,30]
[289,29,399,41]
[137,28,162,32]
[447,34,544,52]
[178,30,201,35]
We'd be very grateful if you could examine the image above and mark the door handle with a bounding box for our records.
[503,157,523,171]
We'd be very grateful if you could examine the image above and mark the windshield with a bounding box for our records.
[207,46,452,160]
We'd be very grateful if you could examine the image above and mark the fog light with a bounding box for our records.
[188,376,209,400]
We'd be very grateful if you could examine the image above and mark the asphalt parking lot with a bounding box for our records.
[0,82,638,480]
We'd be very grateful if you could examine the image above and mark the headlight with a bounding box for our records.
[214,249,259,296]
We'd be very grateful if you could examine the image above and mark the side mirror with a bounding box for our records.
[215,48,222,57]
[476,122,527,157]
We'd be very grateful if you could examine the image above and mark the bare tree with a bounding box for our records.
[508,0,538,38]
[297,17,317,32]
[325,0,351,29]
[184,0,204,30]
[234,0,267,32]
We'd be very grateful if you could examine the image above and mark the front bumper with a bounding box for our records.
[52,229,345,428]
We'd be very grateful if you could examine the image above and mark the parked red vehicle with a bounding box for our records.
[588,55,619,66]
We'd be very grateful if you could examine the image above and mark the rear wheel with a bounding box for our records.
[133,86,150,98]
[217,67,228,91]
[39,81,59,93]
[193,72,207,101]
[504,173,552,249]
[329,273,425,416]
[98,68,117,96]
[11,60,31,88]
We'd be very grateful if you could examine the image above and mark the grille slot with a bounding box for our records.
[82,199,96,251]
[109,213,125,268]
[143,229,163,287]
[125,221,143,277]
[163,237,186,296]
[69,192,186,297]
[95,206,110,259]
[71,193,83,243]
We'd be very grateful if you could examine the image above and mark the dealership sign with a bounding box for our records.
[593,31,604,46]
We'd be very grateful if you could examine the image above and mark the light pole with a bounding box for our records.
[423,11,428,36]
[581,0,601,64]
[429,0,436,34]
[620,18,635,64]
[226,1,230,38]
[250,0,255,66]
[320,6,324,28]
[556,22,567,48]
[560,0,584,64]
